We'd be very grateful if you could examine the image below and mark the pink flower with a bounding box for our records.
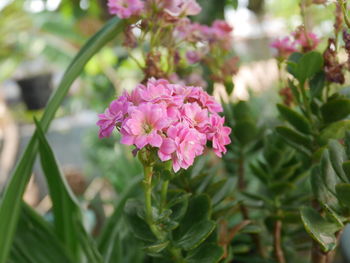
[185,72,207,88]
[158,123,206,172]
[164,0,201,17]
[211,20,233,39]
[121,103,169,149]
[294,31,320,52]
[108,0,144,19]
[97,96,129,138]
[181,102,208,129]
[174,20,208,42]
[186,50,202,64]
[271,37,298,58]
[137,78,174,103]
[205,115,231,157]
[187,87,223,113]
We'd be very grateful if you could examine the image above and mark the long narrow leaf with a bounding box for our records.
[10,203,74,263]
[0,17,124,263]
[34,119,82,261]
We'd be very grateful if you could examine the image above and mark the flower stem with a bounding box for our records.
[274,220,286,263]
[143,165,163,239]
[160,180,169,212]
[142,165,185,263]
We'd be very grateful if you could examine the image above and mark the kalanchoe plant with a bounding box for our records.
[4,1,350,263]
[97,77,231,261]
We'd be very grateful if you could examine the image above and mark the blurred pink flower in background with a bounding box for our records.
[163,0,201,17]
[108,0,144,18]
[271,37,297,58]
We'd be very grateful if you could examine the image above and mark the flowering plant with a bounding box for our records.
[3,1,350,263]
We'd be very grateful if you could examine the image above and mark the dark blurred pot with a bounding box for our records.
[16,73,53,110]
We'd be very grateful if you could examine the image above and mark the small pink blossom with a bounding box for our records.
[97,96,129,138]
[185,72,207,88]
[158,123,206,172]
[271,37,298,58]
[206,115,231,157]
[181,102,209,129]
[164,0,201,17]
[211,20,233,39]
[108,0,144,19]
[186,50,202,64]
[121,103,168,149]
[137,78,174,104]
[187,87,223,113]
[294,31,320,52]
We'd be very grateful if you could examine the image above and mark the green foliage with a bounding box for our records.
[0,17,125,263]
[9,203,75,263]
[300,207,339,252]
[321,98,350,123]
[277,104,311,134]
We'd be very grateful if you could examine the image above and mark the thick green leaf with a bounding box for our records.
[144,241,169,254]
[233,120,257,146]
[225,81,234,95]
[10,203,74,263]
[296,51,323,84]
[186,243,223,263]
[310,72,326,98]
[277,104,311,134]
[177,194,211,236]
[233,101,255,122]
[321,98,350,123]
[175,220,216,251]
[166,190,190,222]
[124,199,156,242]
[328,140,347,182]
[345,131,350,158]
[287,52,303,77]
[250,163,270,184]
[268,182,294,196]
[300,207,339,252]
[342,161,350,182]
[275,126,312,155]
[320,120,350,145]
[335,183,350,208]
[311,165,337,206]
[0,17,124,263]
[321,150,338,196]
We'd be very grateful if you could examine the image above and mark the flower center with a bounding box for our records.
[143,123,152,134]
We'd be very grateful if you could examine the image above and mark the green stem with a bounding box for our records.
[142,165,185,263]
[143,165,163,239]
[299,82,312,121]
[339,0,350,29]
[160,180,169,212]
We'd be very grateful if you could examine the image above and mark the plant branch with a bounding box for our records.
[339,0,350,29]
[237,154,266,258]
[274,220,286,263]
[143,165,185,263]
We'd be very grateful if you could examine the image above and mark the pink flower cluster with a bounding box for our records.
[176,19,233,51]
[107,0,201,19]
[97,78,231,172]
[271,30,320,58]
[108,0,144,19]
